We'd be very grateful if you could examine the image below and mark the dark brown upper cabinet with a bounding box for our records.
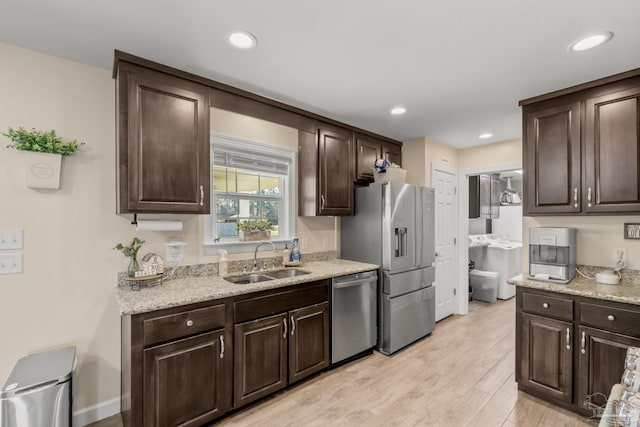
[382,141,402,166]
[520,69,640,216]
[523,102,581,215]
[298,123,354,216]
[116,62,210,214]
[354,134,403,183]
[584,86,640,213]
[469,174,500,219]
[355,134,382,182]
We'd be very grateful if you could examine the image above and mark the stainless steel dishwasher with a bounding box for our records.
[331,270,377,364]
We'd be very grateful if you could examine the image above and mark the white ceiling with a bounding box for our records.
[1,0,639,148]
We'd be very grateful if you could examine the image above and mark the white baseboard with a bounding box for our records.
[73,397,120,427]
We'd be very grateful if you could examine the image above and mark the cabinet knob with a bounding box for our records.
[186,319,194,327]
[608,314,615,321]
[542,303,549,309]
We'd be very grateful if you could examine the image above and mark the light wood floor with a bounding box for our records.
[91,299,595,427]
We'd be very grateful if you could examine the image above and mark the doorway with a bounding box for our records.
[457,163,522,315]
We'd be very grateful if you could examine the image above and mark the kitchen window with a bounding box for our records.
[204,134,296,253]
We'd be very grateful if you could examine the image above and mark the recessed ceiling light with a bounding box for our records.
[390,106,407,115]
[569,31,613,52]
[228,31,257,49]
[479,133,493,139]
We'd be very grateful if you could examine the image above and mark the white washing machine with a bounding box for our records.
[483,242,522,300]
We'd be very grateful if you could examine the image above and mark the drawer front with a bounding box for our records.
[580,302,640,337]
[143,304,226,346]
[522,292,573,321]
[234,281,328,323]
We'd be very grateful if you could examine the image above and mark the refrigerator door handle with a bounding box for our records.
[395,228,400,257]
[400,227,407,257]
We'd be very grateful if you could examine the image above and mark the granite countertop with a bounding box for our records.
[116,259,379,315]
[508,267,640,306]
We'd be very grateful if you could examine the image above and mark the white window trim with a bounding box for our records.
[204,133,296,254]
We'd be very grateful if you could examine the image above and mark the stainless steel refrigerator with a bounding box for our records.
[341,182,436,355]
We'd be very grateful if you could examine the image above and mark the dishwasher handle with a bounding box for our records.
[333,277,376,289]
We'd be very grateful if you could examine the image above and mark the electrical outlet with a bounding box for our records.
[0,253,23,274]
[613,248,627,265]
[0,230,24,250]
[166,241,186,262]
[300,238,309,251]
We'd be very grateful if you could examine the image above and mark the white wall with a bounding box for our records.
[492,205,523,242]
[0,42,338,418]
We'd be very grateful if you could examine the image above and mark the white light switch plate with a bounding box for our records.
[0,253,23,274]
[0,230,24,250]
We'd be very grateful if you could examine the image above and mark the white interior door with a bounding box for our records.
[432,166,458,321]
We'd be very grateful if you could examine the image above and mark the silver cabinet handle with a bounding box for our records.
[199,185,204,206]
[565,328,571,350]
[543,303,549,309]
[186,319,194,327]
[608,314,616,321]
[283,318,288,338]
[321,194,325,210]
[587,187,592,208]
[219,335,225,359]
[290,316,295,336]
[573,188,578,208]
[581,331,586,354]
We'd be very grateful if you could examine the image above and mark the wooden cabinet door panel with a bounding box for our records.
[143,330,226,427]
[521,313,573,402]
[318,126,353,215]
[288,302,330,384]
[524,102,581,215]
[585,87,640,213]
[383,142,402,166]
[577,326,640,410]
[234,313,287,408]
[490,174,500,218]
[119,64,210,213]
[355,134,381,182]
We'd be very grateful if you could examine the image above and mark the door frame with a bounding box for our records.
[430,162,459,318]
[457,162,522,315]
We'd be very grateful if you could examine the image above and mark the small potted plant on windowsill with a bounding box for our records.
[3,127,84,189]
[237,220,273,242]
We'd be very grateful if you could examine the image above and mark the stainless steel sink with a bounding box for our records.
[265,269,311,279]
[223,269,310,284]
[224,274,274,284]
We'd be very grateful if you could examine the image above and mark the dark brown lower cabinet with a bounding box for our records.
[123,280,330,426]
[234,313,288,407]
[143,330,227,427]
[577,326,640,410]
[520,313,573,402]
[288,302,330,384]
[517,287,640,415]
[234,302,330,408]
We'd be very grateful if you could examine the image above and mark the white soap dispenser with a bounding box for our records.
[218,250,228,275]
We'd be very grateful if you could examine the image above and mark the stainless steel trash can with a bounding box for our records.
[0,347,75,427]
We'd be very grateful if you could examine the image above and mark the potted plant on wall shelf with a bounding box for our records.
[3,127,84,189]
[237,220,273,242]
